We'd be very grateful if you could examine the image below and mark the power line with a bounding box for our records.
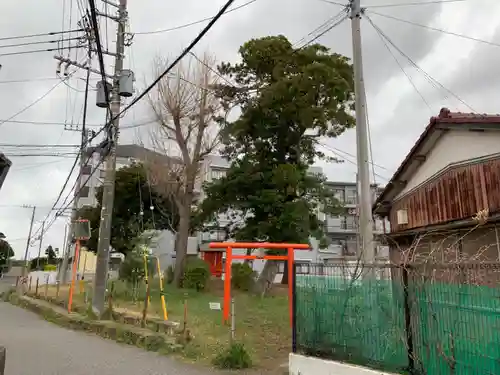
[293,9,347,48]
[368,16,476,112]
[112,0,238,125]
[88,0,112,115]
[367,10,500,48]
[135,0,258,35]
[0,36,82,50]
[366,0,469,8]
[299,10,349,48]
[5,153,78,157]
[316,0,346,6]
[0,75,75,128]
[316,141,390,181]
[189,51,235,87]
[0,144,79,148]
[0,28,83,42]
[0,117,153,128]
[365,14,432,112]
[0,77,62,84]
[0,44,86,58]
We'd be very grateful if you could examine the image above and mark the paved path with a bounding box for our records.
[0,301,253,375]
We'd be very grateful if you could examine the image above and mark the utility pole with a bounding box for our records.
[36,220,45,269]
[21,206,36,279]
[58,50,92,285]
[92,0,128,316]
[349,0,375,269]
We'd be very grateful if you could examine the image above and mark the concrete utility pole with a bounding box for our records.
[349,0,375,268]
[58,50,92,285]
[36,220,45,269]
[92,0,128,315]
[21,205,36,279]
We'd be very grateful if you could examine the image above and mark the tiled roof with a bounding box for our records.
[373,108,500,214]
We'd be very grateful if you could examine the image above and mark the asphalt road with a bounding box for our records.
[0,301,234,375]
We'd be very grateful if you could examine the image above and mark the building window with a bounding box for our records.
[340,216,347,229]
[82,165,92,175]
[345,215,357,230]
[79,186,90,198]
[345,188,357,205]
[333,188,345,203]
[211,169,226,180]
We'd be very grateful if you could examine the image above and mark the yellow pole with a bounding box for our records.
[156,256,168,320]
[143,253,151,304]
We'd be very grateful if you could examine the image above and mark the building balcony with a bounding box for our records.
[325,225,357,234]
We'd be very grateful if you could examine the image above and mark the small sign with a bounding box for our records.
[209,302,221,310]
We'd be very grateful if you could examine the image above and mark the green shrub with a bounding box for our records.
[164,265,174,284]
[44,264,57,271]
[119,252,144,283]
[213,342,252,369]
[231,263,256,291]
[182,258,210,291]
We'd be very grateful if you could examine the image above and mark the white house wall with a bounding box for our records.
[397,130,500,199]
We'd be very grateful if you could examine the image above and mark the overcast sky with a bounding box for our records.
[1,0,499,258]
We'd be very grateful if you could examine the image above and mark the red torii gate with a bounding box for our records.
[208,242,310,327]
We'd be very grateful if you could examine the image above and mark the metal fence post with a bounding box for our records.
[402,265,415,373]
[0,345,5,375]
[292,262,297,353]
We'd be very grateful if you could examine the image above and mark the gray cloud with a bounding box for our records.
[1,0,499,256]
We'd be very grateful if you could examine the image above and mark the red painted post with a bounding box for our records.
[223,247,232,322]
[288,247,295,328]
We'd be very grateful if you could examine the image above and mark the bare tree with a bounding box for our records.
[146,53,222,286]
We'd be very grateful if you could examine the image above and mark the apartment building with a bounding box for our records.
[322,181,389,260]
[77,144,173,208]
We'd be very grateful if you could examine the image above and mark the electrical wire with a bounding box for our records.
[0,28,84,42]
[365,14,432,112]
[32,156,106,242]
[0,73,76,129]
[88,0,112,115]
[11,159,68,172]
[293,10,348,48]
[189,51,235,87]
[366,0,469,8]
[110,0,237,125]
[316,141,389,181]
[0,77,64,84]
[0,44,86,58]
[0,144,79,148]
[135,0,258,35]
[0,36,82,50]
[367,10,500,48]
[0,118,153,128]
[298,10,349,48]
[316,0,346,7]
[368,17,477,112]
[5,153,79,158]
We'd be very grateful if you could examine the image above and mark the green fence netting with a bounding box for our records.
[295,270,500,375]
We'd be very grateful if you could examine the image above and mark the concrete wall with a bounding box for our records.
[289,353,395,375]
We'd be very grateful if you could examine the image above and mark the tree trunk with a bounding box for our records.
[281,260,288,285]
[244,248,252,265]
[173,205,191,288]
[253,260,279,297]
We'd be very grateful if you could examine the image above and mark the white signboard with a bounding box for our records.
[209,302,221,311]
